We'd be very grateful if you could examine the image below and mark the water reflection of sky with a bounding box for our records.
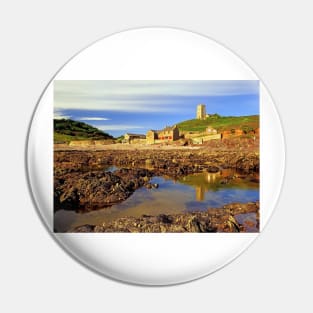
[143,176,258,211]
[54,171,259,232]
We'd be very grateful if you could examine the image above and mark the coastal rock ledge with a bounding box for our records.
[69,202,259,233]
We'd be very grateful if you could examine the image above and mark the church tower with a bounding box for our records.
[196,104,206,120]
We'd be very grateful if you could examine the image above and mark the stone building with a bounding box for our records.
[146,125,180,144]
[158,125,180,141]
[206,126,217,134]
[146,130,158,144]
[196,104,206,120]
[124,133,146,144]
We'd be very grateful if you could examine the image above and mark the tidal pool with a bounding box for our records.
[54,169,259,232]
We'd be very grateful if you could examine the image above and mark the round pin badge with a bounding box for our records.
[27,27,285,285]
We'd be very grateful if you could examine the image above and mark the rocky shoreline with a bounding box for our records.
[54,149,259,176]
[69,202,259,233]
[54,167,154,211]
[54,149,259,212]
[54,148,259,232]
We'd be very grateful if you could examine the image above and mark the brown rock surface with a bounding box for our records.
[70,202,259,233]
[54,149,259,177]
[54,149,259,211]
[54,168,154,211]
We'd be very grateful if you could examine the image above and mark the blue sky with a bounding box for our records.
[54,80,259,137]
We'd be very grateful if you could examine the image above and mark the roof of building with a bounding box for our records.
[147,125,178,133]
[161,125,178,132]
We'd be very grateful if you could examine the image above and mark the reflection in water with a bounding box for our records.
[194,172,219,200]
[104,165,118,172]
[54,169,259,232]
[207,172,218,183]
[195,185,205,201]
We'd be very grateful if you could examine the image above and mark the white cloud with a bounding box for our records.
[55,98,177,112]
[54,80,259,112]
[54,109,71,119]
[97,124,145,131]
[79,117,110,121]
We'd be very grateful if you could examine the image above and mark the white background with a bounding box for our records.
[0,1,312,312]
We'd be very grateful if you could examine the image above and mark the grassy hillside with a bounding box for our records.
[177,115,259,133]
[54,119,113,143]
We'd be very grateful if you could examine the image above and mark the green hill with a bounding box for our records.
[177,115,259,133]
[54,119,113,143]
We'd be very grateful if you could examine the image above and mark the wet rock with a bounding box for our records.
[224,215,240,232]
[54,149,259,212]
[157,214,173,224]
[54,149,259,180]
[72,225,95,232]
[68,202,259,233]
[206,165,220,173]
[58,187,80,210]
[54,168,154,211]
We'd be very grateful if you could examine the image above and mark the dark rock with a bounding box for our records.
[67,202,259,233]
[145,183,152,189]
[206,165,220,173]
[59,187,80,210]
[71,225,95,232]
[54,168,155,211]
[157,214,173,224]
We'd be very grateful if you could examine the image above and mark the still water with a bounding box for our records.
[54,169,259,232]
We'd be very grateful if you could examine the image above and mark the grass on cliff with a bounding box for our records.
[54,119,113,143]
[177,115,259,133]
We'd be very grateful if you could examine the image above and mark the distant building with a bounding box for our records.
[206,126,217,134]
[124,133,146,144]
[196,104,206,120]
[158,125,180,141]
[146,130,158,144]
[146,125,180,144]
[221,129,243,139]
